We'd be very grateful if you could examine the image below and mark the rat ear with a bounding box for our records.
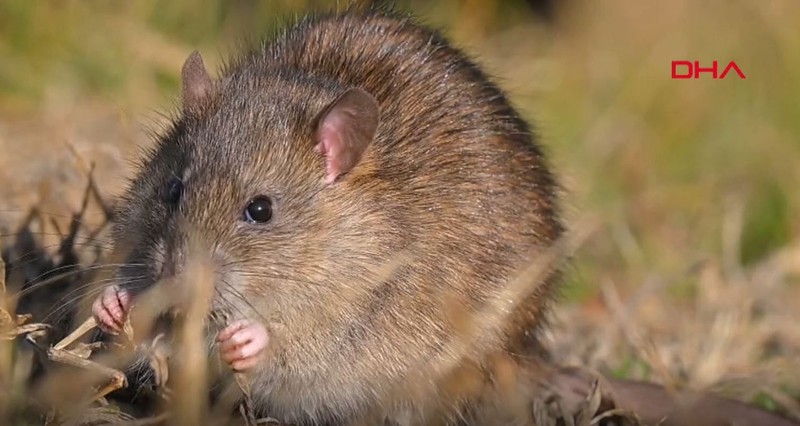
[181,50,213,112]
[314,88,379,184]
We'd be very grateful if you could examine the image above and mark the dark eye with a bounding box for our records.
[244,196,273,223]
[164,177,183,205]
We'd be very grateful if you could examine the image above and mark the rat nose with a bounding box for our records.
[159,239,187,280]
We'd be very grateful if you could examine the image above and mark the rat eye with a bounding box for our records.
[244,196,273,223]
[164,177,183,205]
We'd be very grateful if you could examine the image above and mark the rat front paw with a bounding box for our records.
[92,285,131,333]
[218,319,269,372]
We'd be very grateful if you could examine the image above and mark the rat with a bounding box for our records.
[91,8,562,425]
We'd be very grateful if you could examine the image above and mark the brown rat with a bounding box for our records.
[92,8,562,425]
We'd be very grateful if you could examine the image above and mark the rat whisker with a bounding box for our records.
[215,280,269,325]
[3,237,114,265]
[18,261,124,288]
[208,289,242,327]
[1,233,115,249]
[0,208,112,227]
[1,229,113,240]
[14,263,148,298]
[43,276,151,323]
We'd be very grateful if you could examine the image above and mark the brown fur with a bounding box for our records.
[112,8,562,425]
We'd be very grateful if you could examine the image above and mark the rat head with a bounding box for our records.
[113,51,391,340]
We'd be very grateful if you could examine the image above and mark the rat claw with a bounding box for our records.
[217,319,248,341]
[231,357,261,372]
[92,297,114,332]
[92,285,130,333]
[218,319,269,371]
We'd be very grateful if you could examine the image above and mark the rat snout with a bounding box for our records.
[156,225,231,290]
[158,239,186,279]
[149,229,192,284]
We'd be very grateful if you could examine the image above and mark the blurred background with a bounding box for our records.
[0,0,798,417]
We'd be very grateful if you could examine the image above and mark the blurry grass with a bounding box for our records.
[0,0,798,419]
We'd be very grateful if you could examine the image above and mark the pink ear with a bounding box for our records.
[181,50,213,112]
[315,88,379,184]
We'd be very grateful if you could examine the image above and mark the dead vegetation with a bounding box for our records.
[1,172,797,425]
[0,172,644,425]
[546,218,800,420]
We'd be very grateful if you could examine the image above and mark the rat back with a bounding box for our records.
[241,10,562,422]
[245,9,563,350]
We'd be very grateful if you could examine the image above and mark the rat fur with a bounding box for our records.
[94,7,563,425]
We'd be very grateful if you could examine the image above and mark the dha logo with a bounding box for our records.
[671,61,746,79]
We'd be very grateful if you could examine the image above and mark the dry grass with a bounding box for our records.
[0,0,798,424]
[0,177,636,425]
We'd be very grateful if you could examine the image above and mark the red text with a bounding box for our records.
[671,61,746,79]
